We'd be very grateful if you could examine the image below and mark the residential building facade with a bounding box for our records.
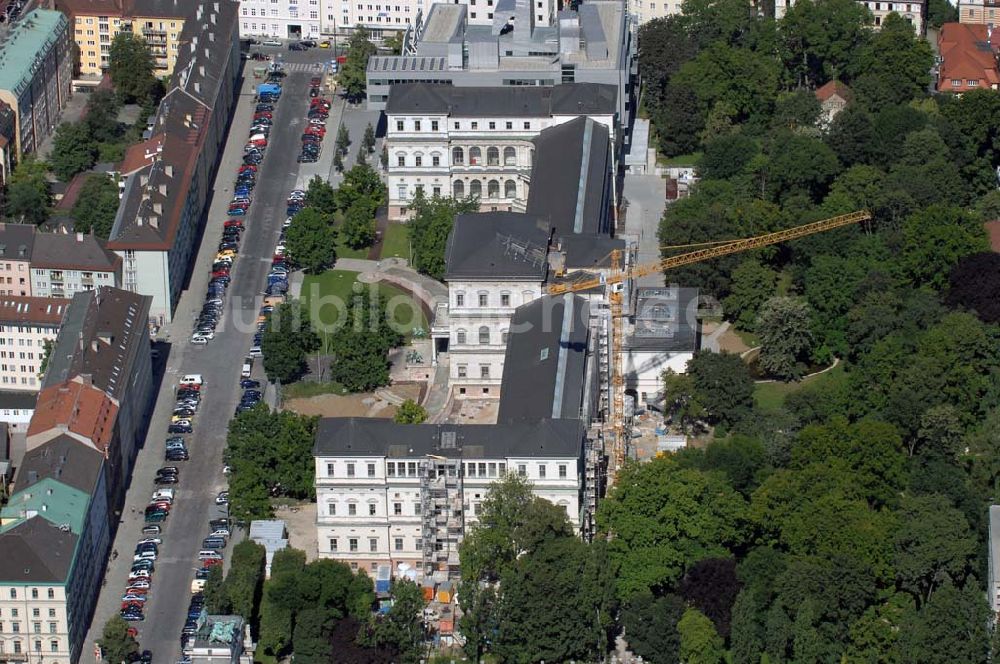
[957,0,1000,23]
[109,1,241,324]
[239,0,323,40]
[29,233,121,298]
[314,417,586,575]
[383,83,617,219]
[815,80,852,126]
[0,9,74,158]
[937,22,1000,92]
[56,0,188,79]
[0,102,15,190]
[0,224,36,296]
[365,0,637,144]
[0,437,108,664]
[0,296,70,391]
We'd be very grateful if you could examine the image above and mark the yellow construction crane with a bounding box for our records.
[548,209,872,485]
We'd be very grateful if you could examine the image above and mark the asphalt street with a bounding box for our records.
[81,47,342,664]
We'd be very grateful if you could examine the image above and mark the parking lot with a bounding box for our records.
[80,46,343,663]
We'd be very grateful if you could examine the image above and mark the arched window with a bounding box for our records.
[503,146,516,165]
[469,180,482,197]
[479,326,490,344]
[457,329,467,344]
[453,180,465,198]
[452,147,464,164]
[504,179,516,198]
[469,147,482,165]
[487,179,500,197]
[487,146,499,166]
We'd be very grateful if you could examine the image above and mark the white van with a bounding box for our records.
[152,489,174,501]
[241,357,253,378]
[198,550,223,560]
[180,375,203,386]
[191,579,206,593]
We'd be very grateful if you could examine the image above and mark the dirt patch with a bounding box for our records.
[284,383,424,418]
[443,399,498,424]
[717,327,751,354]
[273,502,318,561]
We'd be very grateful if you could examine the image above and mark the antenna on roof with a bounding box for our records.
[496,233,546,267]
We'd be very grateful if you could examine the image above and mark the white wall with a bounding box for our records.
[119,250,171,325]
[624,349,694,402]
[240,0,323,39]
[321,0,557,37]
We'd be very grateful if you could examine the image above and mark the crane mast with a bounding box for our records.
[548,210,872,486]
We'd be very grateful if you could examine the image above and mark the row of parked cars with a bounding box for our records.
[178,517,233,650]
[298,94,330,163]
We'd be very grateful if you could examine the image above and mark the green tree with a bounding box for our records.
[637,15,700,112]
[72,173,120,238]
[723,258,777,330]
[407,193,480,278]
[204,564,230,614]
[894,494,976,607]
[305,175,338,215]
[771,89,822,129]
[756,296,815,380]
[946,252,1000,323]
[363,122,376,153]
[83,90,123,144]
[674,41,781,123]
[328,289,403,392]
[292,607,334,664]
[678,607,726,664]
[333,151,344,173]
[335,125,351,156]
[342,195,376,248]
[900,205,988,289]
[285,207,337,274]
[764,132,841,203]
[108,32,157,104]
[340,27,377,101]
[5,157,50,225]
[334,163,386,211]
[383,30,404,55]
[358,579,425,662]
[621,592,686,664]
[660,368,707,434]
[98,616,139,664]
[898,580,990,664]
[261,302,320,384]
[850,14,933,112]
[393,399,427,423]
[221,540,266,626]
[50,122,97,181]
[778,0,870,87]
[655,83,705,156]
[686,350,755,427]
[597,455,749,597]
[38,338,55,377]
[227,464,272,521]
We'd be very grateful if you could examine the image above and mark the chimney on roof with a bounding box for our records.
[165,164,174,178]
[80,373,92,386]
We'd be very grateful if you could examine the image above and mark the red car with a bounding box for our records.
[309,76,322,86]
[310,98,331,108]
[304,126,325,136]
[253,111,273,119]
[121,601,144,611]
[224,220,244,229]
[238,164,257,173]
[202,558,223,568]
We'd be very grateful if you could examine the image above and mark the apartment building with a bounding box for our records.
[109,1,241,324]
[39,287,153,511]
[30,233,121,298]
[0,437,108,664]
[366,0,637,141]
[0,296,70,391]
[383,82,617,219]
[937,22,1000,92]
[314,417,586,575]
[315,0,558,39]
[56,0,188,78]
[771,0,927,32]
[0,102,14,190]
[239,0,323,40]
[0,9,74,157]
[958,0,1000,23]
[0,224,36,296]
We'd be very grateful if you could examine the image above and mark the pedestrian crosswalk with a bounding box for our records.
[279,61,327,73]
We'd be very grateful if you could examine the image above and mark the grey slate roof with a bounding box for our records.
[314,417,585,459]
[526,117,612,238]
[0,517,78,583]
[625,286,701,352]
[444,212,551,281]
[30,231,121,272]
[385,82,617,117]
[0,222,36,261]
[498,294,591,423]
[42,287,151,400]
[0,390,38,410]
[558,234,626,269]
[14,435,104,494]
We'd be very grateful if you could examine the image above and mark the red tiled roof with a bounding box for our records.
[938,23,1000,92]
[28,380,118,453]
[119,136,163,177]
[0,296,70,326]
[815,80,852,103]
[55,173,87,211]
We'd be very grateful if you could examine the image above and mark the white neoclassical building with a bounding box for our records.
[313,417,586,576]
[383,82,617,220]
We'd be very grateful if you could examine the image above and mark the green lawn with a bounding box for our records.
[753,362,844,412]
[658,152,702,167]
[283,379,349,399]
[380,222,411,260]
[333,235,368,260]
[299,269,428,340]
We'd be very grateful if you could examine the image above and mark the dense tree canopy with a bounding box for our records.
[72,174,120,238]
[261,301,321,384]
[407,193,480,279]
[108,32,158,104]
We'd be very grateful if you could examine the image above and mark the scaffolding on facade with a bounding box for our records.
[420,453,465,580]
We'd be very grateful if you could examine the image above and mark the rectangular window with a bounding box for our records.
[414,120,422,131]
[432,155,440,166]
[559,464,567,478]
[454,122,460,129]
[431,120,439,131]
[349,538,358,552]
[480,365,490,379]
[488,462,497,477]
[415,155,422,167]
[50,641,58,653]
[348,504,357,516]
[369,538,378,552]
[48,623,56,634]
[396,120,404,131]
[369,503,377,516]
[394,537,404,551]
[408,462,417,476]
[329,538,338,551]
[478,463,487,476]
[539,464,546,478]
[456,293,464,306]
[501,293,510,306]
[368,463,376,477]
[471,122,478,129]
[479,293,488,307]
[457,364,467,378]
[327,503,336,516]
[387,462,395,477]
[347,463,355,477]
[505,121,513,129]
[397,155,405,167]
[518,464,526,476]
[394,502,402,515]
[488,122,496,129]
[327,463,335,476]
[414,502,422,515]
[500,463,506,475]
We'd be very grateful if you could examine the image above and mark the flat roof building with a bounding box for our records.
[0,9,74,157]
